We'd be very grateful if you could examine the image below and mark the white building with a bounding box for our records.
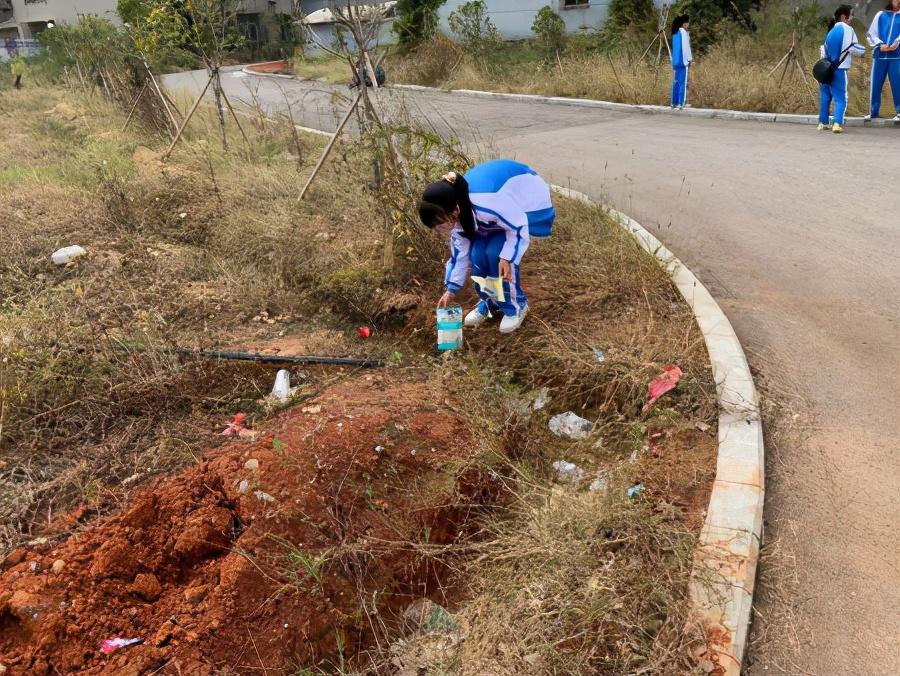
[0,0,295,41]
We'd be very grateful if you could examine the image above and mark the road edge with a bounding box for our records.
[391,83,894,127]
[240,66,895,127]
[551,186,764,675]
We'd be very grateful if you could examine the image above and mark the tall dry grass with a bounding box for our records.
[390,32,886,116]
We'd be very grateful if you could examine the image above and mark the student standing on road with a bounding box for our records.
[671,15,693,108]
[418,160,555,335]
[818,5,866,133]
[865,0,900,120]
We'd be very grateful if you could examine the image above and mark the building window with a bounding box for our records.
[561,0,589,8]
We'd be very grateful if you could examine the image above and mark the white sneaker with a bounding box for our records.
[464,303,489,328]
[863,114,872,121]
[892,113,900,122]
[499,305,528,334]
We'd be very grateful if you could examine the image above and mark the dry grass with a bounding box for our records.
[388,32,889,116]
[0,79,718,672]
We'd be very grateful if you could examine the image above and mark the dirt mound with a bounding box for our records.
[0,375,486,674]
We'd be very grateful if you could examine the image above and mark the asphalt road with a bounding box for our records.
[163,68,900,675]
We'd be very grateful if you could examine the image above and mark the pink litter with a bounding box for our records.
[100,637,143,654]
[221,413,257,439]
[641,365,682,416]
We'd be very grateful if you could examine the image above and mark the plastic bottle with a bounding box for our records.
[436,305,463,351]
[270,369,292,401]
[51,245,86,266]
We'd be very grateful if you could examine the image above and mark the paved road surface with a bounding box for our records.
[163,69,900,675]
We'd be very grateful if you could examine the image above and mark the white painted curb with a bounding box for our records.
[551,186,764,675]
[391,82,896,128]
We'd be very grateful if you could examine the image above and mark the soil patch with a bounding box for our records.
[0,375,493,674]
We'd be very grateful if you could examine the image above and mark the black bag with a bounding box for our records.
[813,44,853,85]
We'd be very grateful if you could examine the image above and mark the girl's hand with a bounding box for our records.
[438,290,456,308]
[499,259,513,282]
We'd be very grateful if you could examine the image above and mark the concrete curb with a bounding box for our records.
[237,63,897,127]
[240,62,295,80]
[391,82,897,128]
[551,186,764,675]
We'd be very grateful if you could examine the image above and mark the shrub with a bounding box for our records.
[393,0,447,50]
[531,6,567,63]
[447,0,503,61]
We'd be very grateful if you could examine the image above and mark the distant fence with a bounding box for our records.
[0,39,44,61]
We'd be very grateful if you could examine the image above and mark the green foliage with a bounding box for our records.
[37,16,129,86]
[116,0,151,25]
[393,0,447,50]
[604,0,657,37]
[447,0,503,60]
[531,6,567,62]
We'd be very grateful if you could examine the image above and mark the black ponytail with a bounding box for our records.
[671,14,689,35]
[451,174,476,240]
[418,172,477,240]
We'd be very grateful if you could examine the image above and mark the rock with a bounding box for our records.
[51,559,65,575]
[402,599,458,635]
[589,475,608,492]
[173,506,232,561]
[244,458,259,472]
[695,421,712,433]
[302,405,322,414]
[548,412,592,440]
[238,479,249,494]
[1,548,27,570]
[253,490,275,503]
[183,584,210,605]
[552,460,584,484]
[132,573,162,601]
[90,537,134,580]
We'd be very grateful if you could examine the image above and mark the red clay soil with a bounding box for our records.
[0,375,490,674]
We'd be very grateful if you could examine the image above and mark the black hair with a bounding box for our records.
[833,4,853,24]
[887,0,898,10]
[418,173,477,239]
[671,14,689,35]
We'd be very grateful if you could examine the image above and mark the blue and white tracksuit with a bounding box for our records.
[867,10,900,117]
[671,28,692,107]
[819,23,865,125]
[444,160,555,318]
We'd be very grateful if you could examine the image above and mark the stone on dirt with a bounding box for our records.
[549,411,593,439]
[552,460,585,483]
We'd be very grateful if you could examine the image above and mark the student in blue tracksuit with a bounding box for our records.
[819,5,866,133]
[418,160,555,334]
[866,0,900,120]
[671,14,692,108]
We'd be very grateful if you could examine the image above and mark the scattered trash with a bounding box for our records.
[629,448,639,464]
[178,212,187,219]
[51,245,86,266]
[695,421,711,433]
[244,458,259,472]
[302,404,322,414]
[549,411,593,440]
[627,483,645,498]
[100,637,143,655]
[532,387,550,411]
[436,305,463,351]
[220,413,257,439]
[269,369,295,401]
[590,347,606,362]
[374,445,384,454]
[358,326,372,339]
[410,449,417,457]
[589,475,608,492]
[641,365,683,415]
[552,460,585,483]
[253,490,275,503]
[237,479,249,494]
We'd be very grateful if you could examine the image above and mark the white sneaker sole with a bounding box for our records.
[499,307,528,334]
